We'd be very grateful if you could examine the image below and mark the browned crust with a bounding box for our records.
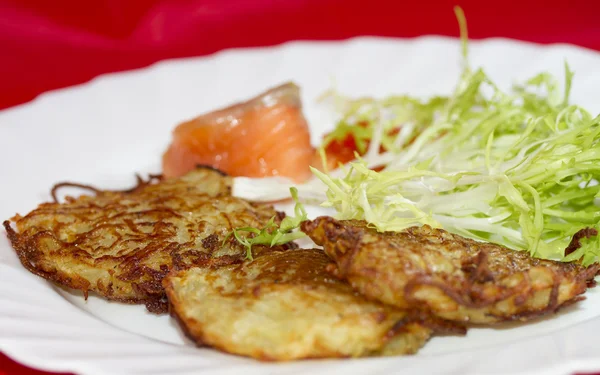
[302,216,600,324]
[179,271,445,361]
[51,173,164,203]
[167,293,296,362]
[4,220,169,312]
[193,164,228,177]
[3,168,284,314]
[404,311,467,335]
[163,249,464,361]
[167,295,209,348]
[4,220,92,295]
[171,250,243,272]
[565,227,599,256]
[165,273,268,358]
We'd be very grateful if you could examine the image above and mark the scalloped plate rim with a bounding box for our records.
[2,36,600,375]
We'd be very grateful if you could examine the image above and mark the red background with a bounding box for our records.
[1,0,600,374]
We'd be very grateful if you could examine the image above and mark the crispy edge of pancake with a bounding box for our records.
[163,248,464,361]
[301,216,600,324]
[2,167,279,313]
[3,216,173,312]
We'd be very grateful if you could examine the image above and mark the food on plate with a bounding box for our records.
[162,82,314,183]
[3,6,600,364]
[311,96,445,172]
[237,10,600,268]
[307,61,600,264]
[301,217,599,324]
[225,186,309,260]
[164,247,464,360]
[3,167,293,313]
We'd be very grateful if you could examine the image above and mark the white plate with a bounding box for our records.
[2,36,600,375]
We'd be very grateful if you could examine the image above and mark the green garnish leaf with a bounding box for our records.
[228,187,308,260]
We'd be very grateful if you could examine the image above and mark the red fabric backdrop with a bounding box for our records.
[1,0,600,374]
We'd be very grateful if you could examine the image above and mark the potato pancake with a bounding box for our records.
[164,248,463,361]
[301,217,599,324]
[3,167,288,313]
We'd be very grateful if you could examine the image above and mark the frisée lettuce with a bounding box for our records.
[232,7,600,264]
[310,7,600,264]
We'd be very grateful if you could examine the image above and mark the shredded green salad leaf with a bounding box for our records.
[311,7,600,265]
[227,187,307,260]
[233,6,600,265]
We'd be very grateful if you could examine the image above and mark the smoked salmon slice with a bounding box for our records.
[162,83,314,183]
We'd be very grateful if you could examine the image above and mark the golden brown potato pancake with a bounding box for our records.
[301,217,599,324]
[3,167,288,313]
[164,248,463,361]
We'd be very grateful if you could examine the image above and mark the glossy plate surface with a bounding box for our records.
[1,37,600,375]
